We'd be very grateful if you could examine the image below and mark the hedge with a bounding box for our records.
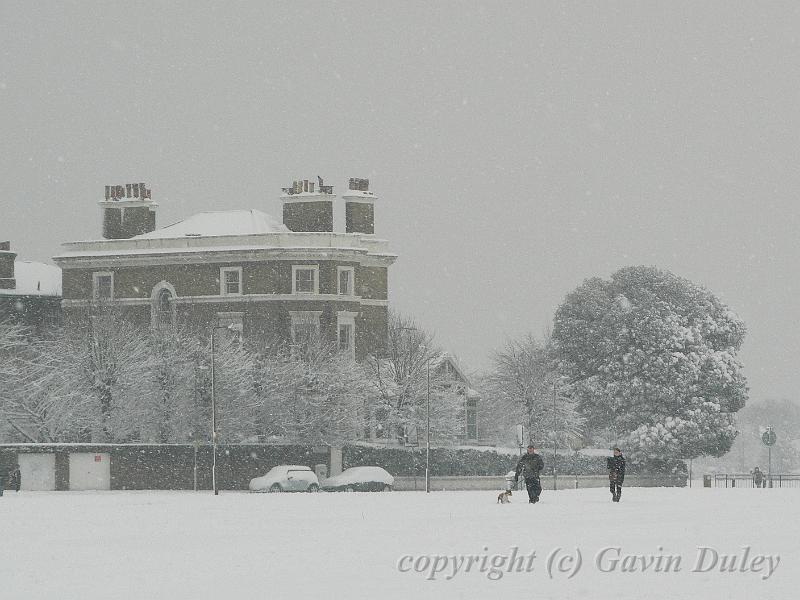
[342,445,687,478]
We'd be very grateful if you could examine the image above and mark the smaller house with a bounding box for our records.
[369,352,479,444]
[0,241,62,330]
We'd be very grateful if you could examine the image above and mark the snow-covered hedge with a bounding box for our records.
[342,445,687,477]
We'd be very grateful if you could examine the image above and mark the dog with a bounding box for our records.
[497,490,512,504]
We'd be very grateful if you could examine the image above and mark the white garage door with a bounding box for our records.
[17,453,56,491]
[69,453,111,490]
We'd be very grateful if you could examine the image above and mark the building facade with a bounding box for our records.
[54,178,395,359]
[0,241,62,330]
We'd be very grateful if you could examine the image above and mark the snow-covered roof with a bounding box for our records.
[1,261,61,297]
[54,209,397,265]
[135,209,289,239]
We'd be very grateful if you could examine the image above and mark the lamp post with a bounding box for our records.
[210,322,241,496]
[394,325,432,493]
[552,379,557,491]
[425,356,431,494]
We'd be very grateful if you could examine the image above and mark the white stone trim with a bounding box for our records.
[341,191,377,204]
[55,231,394,260]
[219,266,243,296]
[280,193,337,204]
[54,249,396,269]
[292,264,319,295]
[98,199,158,209]
[92,271,114,300]
[337,266,355,296]
[358,298,389,307]
[62,294,388,308]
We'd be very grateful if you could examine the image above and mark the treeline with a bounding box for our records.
[0,311,467,446]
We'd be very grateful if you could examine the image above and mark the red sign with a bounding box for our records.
[94,455,102,462]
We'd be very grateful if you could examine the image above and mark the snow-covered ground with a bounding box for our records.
[1,487,796,599]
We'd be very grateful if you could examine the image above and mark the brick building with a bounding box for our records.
[0,241,62,330]
[53,178,395,358]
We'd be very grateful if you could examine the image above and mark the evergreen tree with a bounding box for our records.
[552,266,748,459]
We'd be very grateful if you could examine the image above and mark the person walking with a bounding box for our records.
[514,445,545,504]
[607,447,626,502]
[8,464,21,492]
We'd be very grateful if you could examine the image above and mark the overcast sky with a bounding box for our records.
[1,2,798,402]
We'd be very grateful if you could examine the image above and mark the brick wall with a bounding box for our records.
[63,261,385,300]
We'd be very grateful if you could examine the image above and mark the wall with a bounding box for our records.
[62,261,385,299]
[0,295,62,330]
[0,444,331,491]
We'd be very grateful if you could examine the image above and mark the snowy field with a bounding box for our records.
[1,487,797,600]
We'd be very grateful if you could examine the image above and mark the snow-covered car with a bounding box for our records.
[248,465,320,493]
[321,466,394,492]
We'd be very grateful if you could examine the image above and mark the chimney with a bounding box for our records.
[0,241,17,290]
[280,176,335,232]
[342,177,376,234]
[99,182,158,239]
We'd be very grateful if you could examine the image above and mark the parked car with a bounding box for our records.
[249,465,320,493]
[321,466,394,492]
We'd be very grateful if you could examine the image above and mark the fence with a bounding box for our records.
[712,473,800,488]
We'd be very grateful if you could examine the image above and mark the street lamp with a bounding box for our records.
[425,355,431,494]
[210,322,241,495]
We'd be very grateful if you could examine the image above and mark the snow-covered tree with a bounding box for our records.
[364,312,466,444]
[66,309,153,442]
[4,330,97,442]
[480,334,583,447]
[135,325,206,443]
[208,334,264,442]
[552,265,748,459]
[250,339,370,445]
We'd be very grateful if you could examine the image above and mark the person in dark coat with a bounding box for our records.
[752,467,764,488]
[8,464,21,492]
[607,448,625,502]
[514,445,545,503]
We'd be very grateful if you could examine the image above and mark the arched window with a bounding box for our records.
[156,289,174,326]
[150,281,177,328]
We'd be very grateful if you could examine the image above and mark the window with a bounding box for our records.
[150,281,178,328]
[337,266,354,296]
[220,267,242,296]
[155,289,174,326]
[289,311,322,345]
[292,265,319,294]
[338,323,353,352]
[92,272,114,300]
[337,311,358,358]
